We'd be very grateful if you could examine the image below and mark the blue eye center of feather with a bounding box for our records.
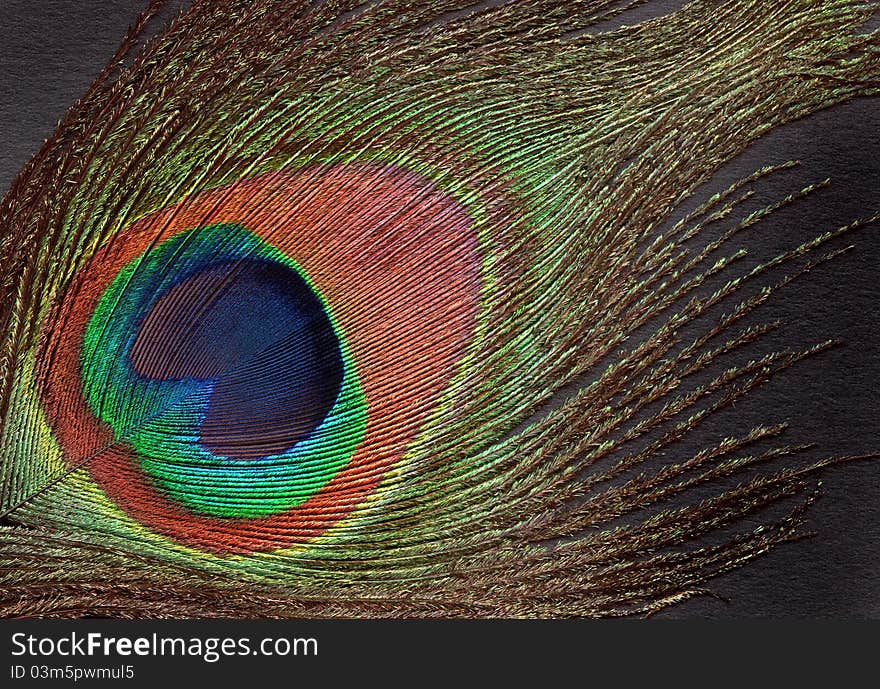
[81,223,367,518]
[129,258,344,460]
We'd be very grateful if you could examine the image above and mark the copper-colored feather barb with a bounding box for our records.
[0,0,878,618]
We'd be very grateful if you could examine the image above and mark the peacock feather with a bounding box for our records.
[0,0,878,618]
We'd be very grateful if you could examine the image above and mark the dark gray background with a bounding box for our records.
[0,0,877,618]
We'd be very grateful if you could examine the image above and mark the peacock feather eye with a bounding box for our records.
[36,165,481,552]
[82,227,360,519]
[1,0,879,618]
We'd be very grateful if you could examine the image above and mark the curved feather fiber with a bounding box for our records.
[0,0,878,618]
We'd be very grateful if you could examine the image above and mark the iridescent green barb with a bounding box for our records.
[0,0,878,617]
